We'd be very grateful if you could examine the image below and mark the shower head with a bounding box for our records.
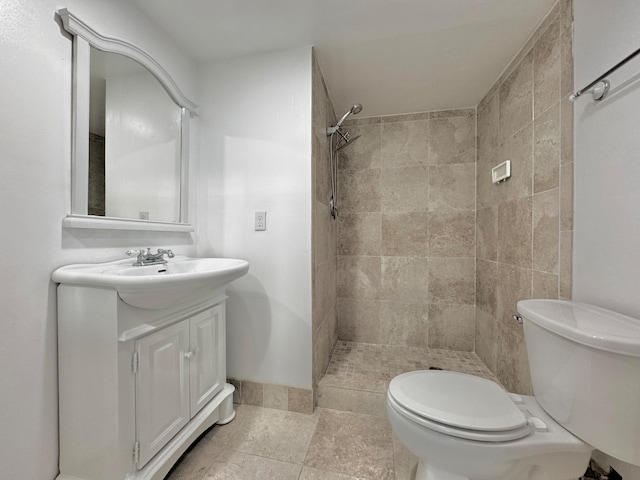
[327,103,363,135]
[336,135,361,151]
[336,104,363,127]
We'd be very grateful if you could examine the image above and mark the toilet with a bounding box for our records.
[387,300,640,480]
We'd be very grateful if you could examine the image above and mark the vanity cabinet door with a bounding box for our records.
[135,320,190,468]
[189,303,225,417]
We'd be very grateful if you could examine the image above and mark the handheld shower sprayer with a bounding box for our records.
[327,104,363,135]
[327,103,363,219]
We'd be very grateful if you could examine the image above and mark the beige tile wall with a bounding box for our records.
[336,109,477,351]
[311,51,338,398]
[475,0,574,394]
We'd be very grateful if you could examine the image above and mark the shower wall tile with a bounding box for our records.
[313,260,332,333]
[560,11,574,98]
[498,123,534,202]
[328,304,338,350]
[560,230,573,299]
[428,114,476,165]
[339,123,382,171]
[499,34,535,90]
[337,255,381,299]
[312,319,331,390]
[533,103,560,193]
[380,256,429,302]
[428,258,475,305]
[497,266,533,393]
[428,210,475,258]
[477,94,499,158]
[496,263,532,326]
[314,201,331,266]
[499,52,533,142]
[428,163,476,212]
[314,134,331,204]
[560,0,573,40]
[532,188,559,274]
[311,52,338,403]
[560,161,573,231]
[476,92,500,210]
[560,98,574,165]
[533,2,560,43]
[533,17,561,117]
[379,111,431,123]
[428,304,475,351]
[343,116,382,127]
[381,212,429,257]
[337,108,476,350]
[497,196,533,269]
[476,259,498,318]
[337,213,381,256]
[476,206,498,261]
[379,301,429,348]
[497,318,533,395]
[340,168,381,213]
[336,297,381,344]
[532,270,559,299]
[475,307,498,373]
[430,108,475,120]
[380,120,429,168]
[312,60,330,143]
[380,166,429,212]
[475,0,571,394]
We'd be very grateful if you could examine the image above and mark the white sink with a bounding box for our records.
[52,255,249,309]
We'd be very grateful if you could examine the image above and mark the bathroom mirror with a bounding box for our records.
[58,8,198,231]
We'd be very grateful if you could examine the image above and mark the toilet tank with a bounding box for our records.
[517,299,640,466]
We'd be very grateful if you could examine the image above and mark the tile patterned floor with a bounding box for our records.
[166,342,589,480]
[166,404,402,480]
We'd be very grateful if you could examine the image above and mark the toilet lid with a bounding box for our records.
[388,371,528,432]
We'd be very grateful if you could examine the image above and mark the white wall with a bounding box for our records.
[197,47,313,388]
[574,1,640,477]
[0,1,197,478]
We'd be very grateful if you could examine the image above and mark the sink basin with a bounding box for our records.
[52,255,249,309]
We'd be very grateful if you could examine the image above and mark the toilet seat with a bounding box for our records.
[387,370,532,442]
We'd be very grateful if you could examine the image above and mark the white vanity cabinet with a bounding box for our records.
[135,305,225,467]
[56,285,235,480]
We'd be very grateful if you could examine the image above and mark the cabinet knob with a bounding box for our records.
[184,351,193,359]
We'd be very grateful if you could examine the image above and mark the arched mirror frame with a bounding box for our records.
[58,8,198,232]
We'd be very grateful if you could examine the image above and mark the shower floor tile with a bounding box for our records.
[320,341,501,394]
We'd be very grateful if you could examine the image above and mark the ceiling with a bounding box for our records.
[131,0,558,117]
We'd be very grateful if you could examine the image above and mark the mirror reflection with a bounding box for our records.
[89,47,182,222]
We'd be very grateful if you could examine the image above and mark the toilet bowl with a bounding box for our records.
[387,300,640,480]
[386,370,592,480]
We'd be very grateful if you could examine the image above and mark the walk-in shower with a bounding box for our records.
[326,104,362,218]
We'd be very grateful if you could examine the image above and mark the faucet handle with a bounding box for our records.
[126,249,146,263]
[157,248,175,258]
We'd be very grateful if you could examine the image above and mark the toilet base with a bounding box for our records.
[417,460,467,480]
[388,392,592,480]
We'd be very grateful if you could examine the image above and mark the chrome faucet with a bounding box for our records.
[126,248,175,266]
